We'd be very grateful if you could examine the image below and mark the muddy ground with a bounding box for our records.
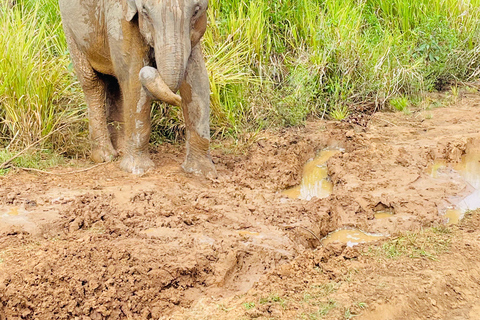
[1,92,480,319]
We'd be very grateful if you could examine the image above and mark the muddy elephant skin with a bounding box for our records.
[59,0,216,176]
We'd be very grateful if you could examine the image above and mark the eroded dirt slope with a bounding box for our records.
[1,92,480,319]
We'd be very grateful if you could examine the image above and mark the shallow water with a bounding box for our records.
[322,229,383,247]
[430,151,480,224]
[283,149,342,200]
[453,152,480,212]
[374,211,394,219]
[7,207,19,216]
[444,208,462,225]
[1,206,32,227]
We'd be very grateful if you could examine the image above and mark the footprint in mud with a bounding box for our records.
[283,148,342,200]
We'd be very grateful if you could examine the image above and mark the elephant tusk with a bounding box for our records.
[139,66,182,107]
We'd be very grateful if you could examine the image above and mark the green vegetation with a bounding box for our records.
[242,302,255,310]
[0,149,65,171]
[389,96,410,113]
[259,293,287,307]
[1,0,480,158]
[367,226,452,260]
[0,0,85,158]
[302,299,337,319]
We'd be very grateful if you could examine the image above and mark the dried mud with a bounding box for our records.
[1,93,480,319]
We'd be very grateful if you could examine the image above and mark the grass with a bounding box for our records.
[259,294,287,308]
[0,0,85,156]
[2,0,480,158]
[242,302,255,310]
[389,96,410,113]
[0,149,66,174]
[367,225,452,260]
[302,299,337,319]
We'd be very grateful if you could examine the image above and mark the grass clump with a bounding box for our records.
[301,299,337,319]
[0,149,66,175]
[242,302,255,310]
[389,96,410,113]
[368,226,452,260]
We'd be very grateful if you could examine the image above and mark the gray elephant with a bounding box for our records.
[59,0,216,176]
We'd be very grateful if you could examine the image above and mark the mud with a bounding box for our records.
[1,93,480,319]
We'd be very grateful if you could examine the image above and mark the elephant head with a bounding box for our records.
[125,0,208,105]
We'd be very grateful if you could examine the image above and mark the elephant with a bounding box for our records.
[59,0,216,176]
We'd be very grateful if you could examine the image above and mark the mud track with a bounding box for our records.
[1,93,480,319]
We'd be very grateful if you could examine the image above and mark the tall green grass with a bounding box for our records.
[203,0,480,129]
[0,0,84,154]
[1,0,480,154]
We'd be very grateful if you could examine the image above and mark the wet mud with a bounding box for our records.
[282,148,341,200]
[1,93,480,319]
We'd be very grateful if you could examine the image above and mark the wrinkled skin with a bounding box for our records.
[59,0,216,176]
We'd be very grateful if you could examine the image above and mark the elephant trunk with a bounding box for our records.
[153,3,191,93]
[139,66,182,107]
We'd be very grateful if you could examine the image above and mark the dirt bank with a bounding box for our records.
[1,92,480,319]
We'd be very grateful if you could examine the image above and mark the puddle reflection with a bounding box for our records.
[283,149,342,200]
[431,150,480,224]
[453,152,480,212]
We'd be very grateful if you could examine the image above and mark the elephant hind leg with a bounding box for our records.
[104,75,125,153]
[64,32,117,163]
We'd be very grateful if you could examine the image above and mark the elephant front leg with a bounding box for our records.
[180,45,216,177]
[64,32,117,163]
[119,85,154,175]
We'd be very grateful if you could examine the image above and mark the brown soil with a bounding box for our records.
[1,92,480,319]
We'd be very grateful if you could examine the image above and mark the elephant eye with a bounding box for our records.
[193,5,201,17]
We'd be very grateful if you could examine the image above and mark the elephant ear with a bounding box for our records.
[125,0,137,21]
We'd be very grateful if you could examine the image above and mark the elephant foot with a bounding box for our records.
[91,144,118,163]
[182,155,217,178]
[119,153,154,175]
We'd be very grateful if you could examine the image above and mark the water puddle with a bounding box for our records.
[322,229,383,247]
[7,207,20,216]
[283,148,342,200]
[374,211,394,219]
[430,150,480,224]
[1,206,33,230]
[427,160,448,178]
[444,208,462,225]
[0,205,61,236]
